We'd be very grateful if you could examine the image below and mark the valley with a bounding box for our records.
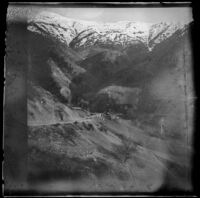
[25,11,194,193]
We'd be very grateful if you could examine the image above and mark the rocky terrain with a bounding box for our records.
[23,11,194,193]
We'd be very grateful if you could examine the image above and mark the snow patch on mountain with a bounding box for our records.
[28,11,189,51]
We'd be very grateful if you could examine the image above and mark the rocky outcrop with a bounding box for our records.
[89,86,141,115]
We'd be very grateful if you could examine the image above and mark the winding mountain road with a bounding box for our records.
[28,113,104,127]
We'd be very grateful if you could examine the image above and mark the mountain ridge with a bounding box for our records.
[28,11,190,51]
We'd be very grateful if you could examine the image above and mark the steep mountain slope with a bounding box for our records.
[28,114,192,192]
[26,11,194,193]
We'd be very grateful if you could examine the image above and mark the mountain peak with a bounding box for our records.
[28,11,189,50]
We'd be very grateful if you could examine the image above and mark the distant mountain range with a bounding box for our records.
[28,11,190,51]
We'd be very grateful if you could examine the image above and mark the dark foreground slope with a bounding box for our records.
[28,114,192,192]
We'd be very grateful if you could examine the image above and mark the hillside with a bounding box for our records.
[25,11,194,193]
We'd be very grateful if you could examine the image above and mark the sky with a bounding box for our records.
[34,7,193,23]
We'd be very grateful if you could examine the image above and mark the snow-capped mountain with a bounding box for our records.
[28,11,189,51]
